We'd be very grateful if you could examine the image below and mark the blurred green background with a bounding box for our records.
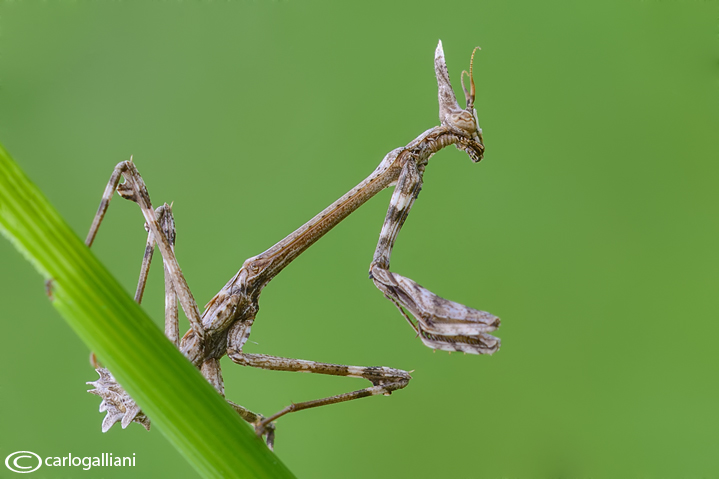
[1,2,717,478]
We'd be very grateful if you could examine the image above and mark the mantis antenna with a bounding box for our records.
[461,46,481,110]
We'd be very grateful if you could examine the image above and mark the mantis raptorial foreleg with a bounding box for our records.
[85,40,501,449]
[369,160,500,354]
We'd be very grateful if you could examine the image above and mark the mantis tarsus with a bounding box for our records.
[87,40,501,450]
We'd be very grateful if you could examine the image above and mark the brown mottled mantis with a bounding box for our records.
[87,40,500,449]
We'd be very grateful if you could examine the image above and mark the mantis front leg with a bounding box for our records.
[370,159,501,354]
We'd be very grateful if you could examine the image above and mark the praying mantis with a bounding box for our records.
[87,40,501,449]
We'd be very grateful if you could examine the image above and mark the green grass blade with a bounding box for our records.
[0,142,295,479]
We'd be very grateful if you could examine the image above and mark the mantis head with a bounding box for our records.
[434,41,484,162]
